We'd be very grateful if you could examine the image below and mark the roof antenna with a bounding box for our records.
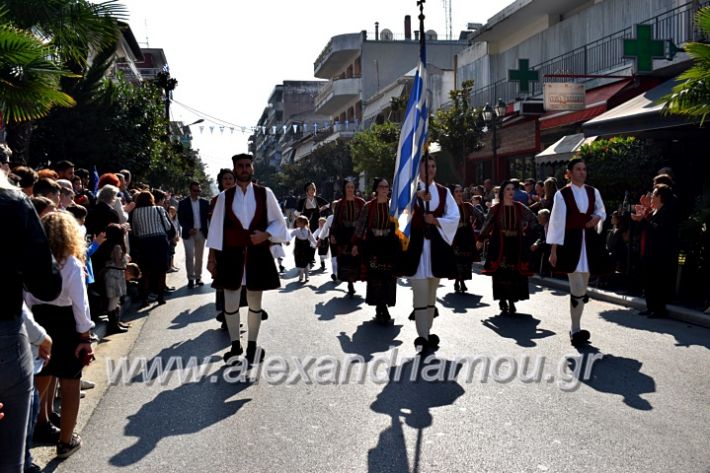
[144,18,150,47]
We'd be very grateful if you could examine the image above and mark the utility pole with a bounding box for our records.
[156,71,178,138]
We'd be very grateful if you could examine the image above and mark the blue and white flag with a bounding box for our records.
[389,42,428,249]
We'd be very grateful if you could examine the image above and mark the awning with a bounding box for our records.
[539,79,632,130]
[583,77,699,137]
[535,133,597,164]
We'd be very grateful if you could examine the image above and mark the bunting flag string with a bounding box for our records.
[172,98,363,138]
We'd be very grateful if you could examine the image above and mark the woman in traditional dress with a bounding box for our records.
[352,178,400,324]
[476,180,537,314]
[296,182,330,232]
[451,184,484,293]
[329,179,366,297]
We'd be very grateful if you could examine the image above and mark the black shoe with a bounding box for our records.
[106,322,128,335]
[321,262,325,270]
[245,342,265,364]
[454,280,460,293]
[156,298,166,306]
[509,301,517,314]
[570,329,591,347]
[188,280,195,289]
[216,311,225,322]
[56,432,82,459]
[460,281,468,292]
[414,337,428,351]
[195,280,204,287]
[261,310,269,321]
[331,274,338,282]
[279,265,286,273]
[223,341,243,364]
[164,286,177,293]
[24,462,42,473]
[638,309,653,316]
[347,282,355,298]
[33,421,60,444]
[499,300,509,313]
[428,333,440,349]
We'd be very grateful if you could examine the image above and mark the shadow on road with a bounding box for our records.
[598,309,710,349]
[568,344,656,411]
[129,328,227,383]
[481,312,556,347]
[314,296,364,321]
[110,370,253,467]
[167,303,217,330]
[337,321,403,362]
[369,356,465,473]
[438,291,486,314]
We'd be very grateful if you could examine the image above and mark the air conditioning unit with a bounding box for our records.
[514,100,545,116]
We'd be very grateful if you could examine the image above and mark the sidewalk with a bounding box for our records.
[530,274,710,329]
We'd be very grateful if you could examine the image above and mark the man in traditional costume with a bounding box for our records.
[207,154,290,364]
[546,157,607,347]
[400,156,459,351]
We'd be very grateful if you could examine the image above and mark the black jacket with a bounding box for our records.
[0,187,62,320]
[177,197,210,239]
[85,201,120,237]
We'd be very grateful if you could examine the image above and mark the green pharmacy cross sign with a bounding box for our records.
[508,59,539,94]
[623,24,680,72]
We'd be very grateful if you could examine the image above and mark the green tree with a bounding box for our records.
[0,11,75,123]
[429,80,485,184]
[661,7,710,124]
[577,136,662,211]
[280,139,353,199]
[349,121,400,182]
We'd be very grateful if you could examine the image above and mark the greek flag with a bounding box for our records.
[389,43,428,249]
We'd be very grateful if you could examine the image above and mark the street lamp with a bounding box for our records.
[482,98,506,183]
[186,119,204,127]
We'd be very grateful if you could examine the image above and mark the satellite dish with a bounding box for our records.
[425,29,438,40]
[380,28,393,41]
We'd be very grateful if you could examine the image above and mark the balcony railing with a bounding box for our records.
[469,0,708,108]
[314,76,362,114]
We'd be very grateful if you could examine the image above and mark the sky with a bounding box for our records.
[117,0,515,178]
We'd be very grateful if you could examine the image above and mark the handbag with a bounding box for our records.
[157,207,177,240]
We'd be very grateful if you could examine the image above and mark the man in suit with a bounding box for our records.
[178,181,210,288]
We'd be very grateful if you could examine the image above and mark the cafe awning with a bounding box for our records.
[583,77,698,137]
[535,133,596,164]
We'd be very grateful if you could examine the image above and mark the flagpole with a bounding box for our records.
[418,0,430,214]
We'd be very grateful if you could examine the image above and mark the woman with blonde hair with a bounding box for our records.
[25,211,94,459]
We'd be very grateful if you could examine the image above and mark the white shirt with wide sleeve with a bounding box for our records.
[24,255,94,333]
[411,181,460,280]
[546,183,606,273]
[206,183,290,251]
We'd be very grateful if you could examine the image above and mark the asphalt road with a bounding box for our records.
[51,247,710,473]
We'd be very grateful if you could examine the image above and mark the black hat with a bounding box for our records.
[231,153,253,163]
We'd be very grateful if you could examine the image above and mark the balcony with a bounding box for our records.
[469,0,708,108]
[314,33,362,79]
[314,76,362,115]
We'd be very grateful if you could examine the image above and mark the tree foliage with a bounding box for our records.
[429,80,485,179]
[577,136,662,211]
[349,121,400,183]
[278,139,353,199]
[661,7,710,124]
[0,10,75,123]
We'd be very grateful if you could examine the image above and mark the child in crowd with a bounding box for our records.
[167,206,180,272]
[26,211,94,460]
[93,224,131,334]
[290,215,317,283]
[312,217,330,271]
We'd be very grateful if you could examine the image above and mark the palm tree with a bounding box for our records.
[0,11,75,123]
[662,7,710,124]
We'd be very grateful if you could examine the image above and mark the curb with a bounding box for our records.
[530,275,710,329]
